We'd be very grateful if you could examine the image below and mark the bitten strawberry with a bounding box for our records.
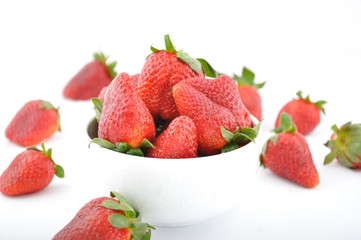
[52,191,154,240]
[137,34,205,120]
[0,143,64,196]
[98,72,156,148]
[173,76,252,155]
[5,100,61,146]
[63,52,117,100]
[260,113,319,188]
[233,67,265,121]
[324,122,361,169]
[275,91,326,135]
[147,116,198,158]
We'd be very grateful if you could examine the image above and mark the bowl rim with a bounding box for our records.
[88,116,260,163]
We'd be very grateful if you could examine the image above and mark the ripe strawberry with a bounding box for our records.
[52,191,154,240]
[260,113,319,188]
[5,100,61,147]
[0,143,64,196]
[63,52,117,100]
[98,72,156,148]
[233,67,265,121]
[173,76,252,155]
[137,34,206,120]
[324,122,361,169]
[131,73,140,86]
[146,116,198,158]
[275,91,326,135]
[97,74,140,102]
[179,75,252,129]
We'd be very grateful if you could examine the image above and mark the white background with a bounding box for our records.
[1,0,361,239]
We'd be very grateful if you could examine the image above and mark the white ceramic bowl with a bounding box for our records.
[87,117,261,227]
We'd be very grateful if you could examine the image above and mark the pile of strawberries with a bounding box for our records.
[1,34,361,239]
[88,35,260,159]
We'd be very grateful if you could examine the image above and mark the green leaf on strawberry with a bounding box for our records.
[296,91,326,114]
[39,100,62,132]
[94,51,117,79]
[89,137,154,157]
[324,122,361,168]
[221,121,261,153]
[28,142,65,178]
[91,98,103,122]
[148,34,217,78]
[233,67,265,89]
[100,191,155,239]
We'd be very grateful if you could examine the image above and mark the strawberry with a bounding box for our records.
[146,116,198,158]
[97,74,140,102]
[0,143,64,196]
[137,34,207,120]
[233,67,265,121]
[97,72,156,148]
[324,122,361,169]
[275,91,326,135]
[260,113,319,188]
[172,76,252,155]
[52,191,154,240]
[5,100,61,147]
[63,52,117,100]
[131,73,140,86]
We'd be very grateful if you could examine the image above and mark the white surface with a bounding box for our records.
[0,0,361,239]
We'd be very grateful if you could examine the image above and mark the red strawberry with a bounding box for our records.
[131,73,140,86]
[173,76,251,155]
[147,116,198,158]
[0,143,64,196]
[52,192,154,240]
[324,122,361,169]
[179,75,251,129]
[5,100,61,147]
[97,74,140,102]
[137,34,205,120]
[98,72,156,148]
[260,113,319,188]
[275,91,326,135]
[63,52,117,100]
[233,67,265,121]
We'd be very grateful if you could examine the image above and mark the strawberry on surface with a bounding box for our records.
[147,116,198,159]
[324,122,361,169]
[275,91,326,135]
[63,52,117,100]
[233,67,265,121]
[52,191,154,240]
[5,100,61,147]
[0,143,64,196]
[98,72,156,148]
[260,113,319,188]
[137,34,207,121]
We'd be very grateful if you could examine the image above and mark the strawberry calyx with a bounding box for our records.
[324,122,361,168]
[89,138,155,157]
[233,67,265,89]
[94,51,117,79]
[91,97,103,122]
[259,113,297,168]
[101,191,155,240]
[149,34,218,78]
[27,142,65,178]
[39,100,61,132]
[221,121,261,153]
[296,91,326,114]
